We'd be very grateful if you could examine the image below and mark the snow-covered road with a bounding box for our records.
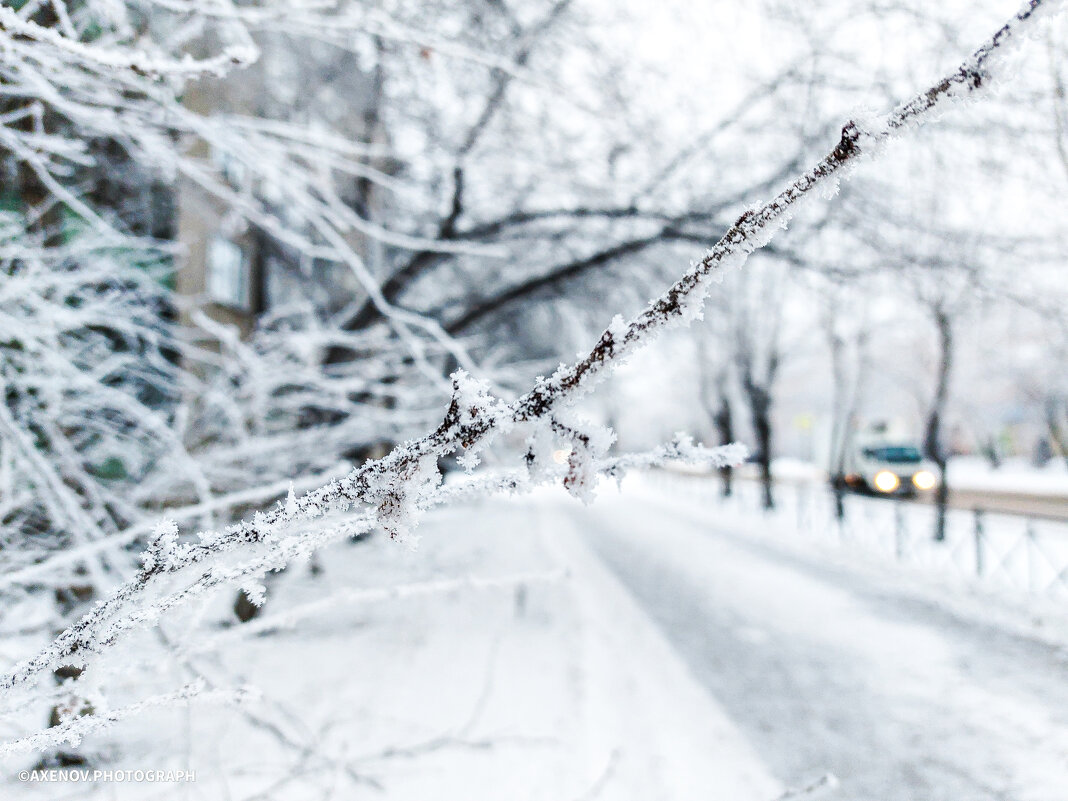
[572,486,1068,801]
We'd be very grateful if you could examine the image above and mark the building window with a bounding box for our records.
[207,237,249,310]
[264,256,303,310]
[212,148,247,190]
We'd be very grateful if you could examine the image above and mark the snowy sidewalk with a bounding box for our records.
[4,491,779,800]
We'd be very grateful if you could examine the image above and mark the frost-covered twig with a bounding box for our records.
[0,681,257,757]
[0,437,742,695]
[772,773,840,800]
[193,569,569,648]
[0,463,350,593]
[0,5,257,79]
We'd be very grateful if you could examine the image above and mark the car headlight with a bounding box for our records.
[873,470,900,493]
[912,470,936,490]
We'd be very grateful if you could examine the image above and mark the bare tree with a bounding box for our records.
[919,295,957,541]
[695,317,737,497]
[731,259,791,510]
[819,280,873,519]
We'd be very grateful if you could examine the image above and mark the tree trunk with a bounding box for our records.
[744,386,774,510]
[713,391,735,497]
[1046,396,1068,470]
[824,316,869,522]
[755,403,774,510]
[932,459,950,542]
[827,326,849,521]
[832,486,845,520]
[923,305,954,542]
[738,358,777,511]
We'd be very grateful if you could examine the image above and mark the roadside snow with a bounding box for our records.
[643,469,1068,644]
[580,480,1068,801]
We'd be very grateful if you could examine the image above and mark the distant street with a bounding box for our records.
[575,491,1068,801]
[922,488,1068,521]
[732,473,1068,521]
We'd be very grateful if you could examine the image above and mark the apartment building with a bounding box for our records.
[175,36,379,338]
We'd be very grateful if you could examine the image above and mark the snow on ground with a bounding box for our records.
[946,456,1068,497]
[766,458,828,483]
[2,491,778,801]
[5,472,1066,800]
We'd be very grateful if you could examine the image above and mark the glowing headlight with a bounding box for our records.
[912,470,936,490]
[552,448,572,465]
[873,470,900,493]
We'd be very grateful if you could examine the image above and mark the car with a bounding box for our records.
[842,442,938,497]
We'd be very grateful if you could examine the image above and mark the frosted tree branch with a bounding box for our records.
[0,682,258,757]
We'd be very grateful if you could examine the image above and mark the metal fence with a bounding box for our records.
[646,469,1068,601]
